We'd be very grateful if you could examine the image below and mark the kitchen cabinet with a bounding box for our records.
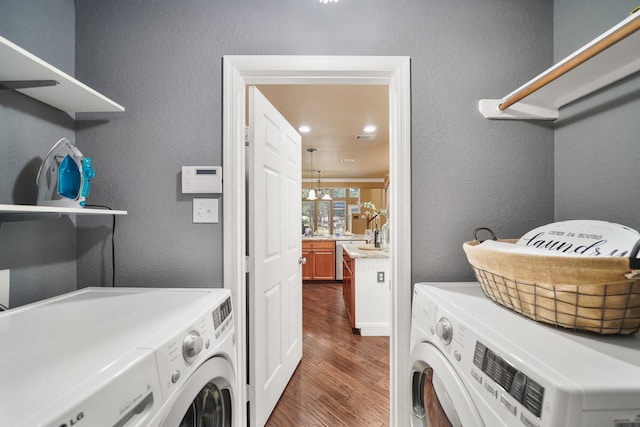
[335,239,366,280]
[302,240,336,281]
[479,10,640,120]
[301,244,312,281]
[0,35,126,220]
[342,252,355,328]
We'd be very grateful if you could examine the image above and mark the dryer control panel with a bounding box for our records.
[213,296,233,338]
[472,341,545,419]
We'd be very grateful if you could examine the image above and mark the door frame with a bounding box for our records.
[222,55,412,427]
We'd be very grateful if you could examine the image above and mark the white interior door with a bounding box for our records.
[247,85,303,426]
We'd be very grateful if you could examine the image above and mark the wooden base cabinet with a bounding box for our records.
[342,253,356,328]
[302,240,336,281]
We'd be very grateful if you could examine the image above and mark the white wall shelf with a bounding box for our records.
[1,35,126,218]
[0,35,125,113]
[479,11,640,120]
[0,204,127,222]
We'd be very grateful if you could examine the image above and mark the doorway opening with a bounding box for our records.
[258,83,390,424]
[222,55,411,427]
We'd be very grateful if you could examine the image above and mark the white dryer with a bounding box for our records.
[0,287,236,427]
[410,282,640,427]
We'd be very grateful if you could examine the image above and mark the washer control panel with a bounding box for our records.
[152,296,233,401]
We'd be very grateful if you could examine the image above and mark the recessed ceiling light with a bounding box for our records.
[298,125,311,133]
[363,125,376,133]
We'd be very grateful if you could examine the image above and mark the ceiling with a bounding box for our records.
[256,85,389,181]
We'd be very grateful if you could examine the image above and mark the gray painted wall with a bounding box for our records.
[554,0,640,231]
[18,0,631,305]
[0,0,78,306]
[73,0,555,291]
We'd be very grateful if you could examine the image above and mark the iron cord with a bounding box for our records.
[85,204,117,287]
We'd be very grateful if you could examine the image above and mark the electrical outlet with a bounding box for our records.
[377,271,385,283]
[193,198,218,223]
[0,269,9,309]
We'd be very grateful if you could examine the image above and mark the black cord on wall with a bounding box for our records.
[85,205,117,287]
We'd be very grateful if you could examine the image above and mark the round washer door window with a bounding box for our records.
[161,357,234,427]
[179,381,231,427]
[410,343,485,427]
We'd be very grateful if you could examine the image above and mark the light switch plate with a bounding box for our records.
[377,271,385,283]
[193,198,218,223]
[0,269,9,308]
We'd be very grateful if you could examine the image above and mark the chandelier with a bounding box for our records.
[316,170,332,201]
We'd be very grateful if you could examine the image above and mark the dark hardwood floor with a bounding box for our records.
[265,282,390,426]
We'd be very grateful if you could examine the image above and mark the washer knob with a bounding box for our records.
[435,317,453,345]
[183,330,204,363]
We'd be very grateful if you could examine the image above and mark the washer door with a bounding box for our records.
[410,343,485,427]
[161,357,234,427]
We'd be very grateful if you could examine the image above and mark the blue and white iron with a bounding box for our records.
[36,137,95,207]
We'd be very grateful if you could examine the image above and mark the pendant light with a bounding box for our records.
[306,148,317,200]
[317,170,332,200]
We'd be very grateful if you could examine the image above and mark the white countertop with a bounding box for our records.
[341,243,390,259]
[302,234,368,242]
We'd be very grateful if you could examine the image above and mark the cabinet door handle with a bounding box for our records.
[298,257,307,265]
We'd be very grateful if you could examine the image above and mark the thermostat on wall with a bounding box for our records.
[182,166,222,194]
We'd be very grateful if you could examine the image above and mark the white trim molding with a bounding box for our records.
[222,55,411,427]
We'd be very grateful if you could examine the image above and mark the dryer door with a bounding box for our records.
[160,357,234,427]
[411,343,485,427]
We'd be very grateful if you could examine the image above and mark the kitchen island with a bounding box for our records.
[341,243,390,336]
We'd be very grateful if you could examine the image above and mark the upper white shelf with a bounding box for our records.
[0,204,127,222]
[479,10,640,120]
[0,204,127,215]
[0,35,124,113]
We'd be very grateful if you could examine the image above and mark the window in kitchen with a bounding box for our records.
[302,200,315,235]
[316,200,331,235]
[302,188,359,236]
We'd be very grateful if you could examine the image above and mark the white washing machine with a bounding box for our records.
[410,282,640,427]
[0,287,236,427]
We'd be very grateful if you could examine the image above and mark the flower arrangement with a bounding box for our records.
[359,201,387,228]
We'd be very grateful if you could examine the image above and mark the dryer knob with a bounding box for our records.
[183,330,204,363]
[435,317,453,345]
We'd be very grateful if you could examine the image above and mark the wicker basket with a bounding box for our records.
[463,238,640,335]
